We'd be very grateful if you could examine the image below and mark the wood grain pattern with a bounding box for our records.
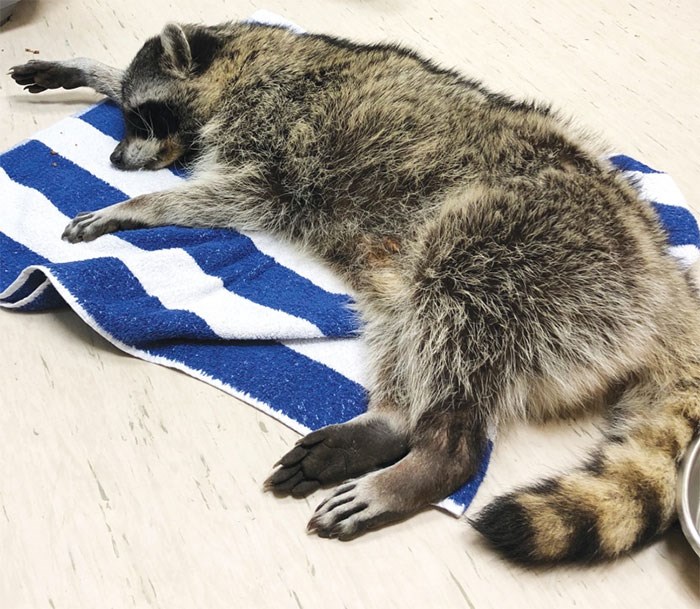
[1,1,698,607]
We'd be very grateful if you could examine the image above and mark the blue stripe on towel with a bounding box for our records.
[2,268,49,304]
[46,257,221,345]
[79,102,125,140]
[13,282,65,312]
[0,140,125,218]
[650,201,700,248]
[0,232,50,297]
[0,139,358,337]
[609,154,663,174]
[0,233,65,310]
[146,339,368,430]
[127,227,360,337]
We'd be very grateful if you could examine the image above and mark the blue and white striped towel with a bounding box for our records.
[0,99,491,514]
[2,19,698,517]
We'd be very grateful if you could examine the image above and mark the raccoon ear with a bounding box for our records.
[160,23,192,76]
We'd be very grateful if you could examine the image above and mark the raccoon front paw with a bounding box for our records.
[9,60,82,93]
[306,476,398,540]
[62,210,128,243]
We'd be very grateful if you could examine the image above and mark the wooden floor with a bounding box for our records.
[1,1,699,607]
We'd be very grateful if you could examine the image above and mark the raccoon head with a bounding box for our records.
[112,23,223,170]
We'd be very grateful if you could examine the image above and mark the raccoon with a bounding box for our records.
[10,20,700,565]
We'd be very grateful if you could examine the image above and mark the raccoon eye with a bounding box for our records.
[125,101,180,139]
[124,109,150,139]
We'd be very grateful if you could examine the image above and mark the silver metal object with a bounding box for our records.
[678,433,700,557]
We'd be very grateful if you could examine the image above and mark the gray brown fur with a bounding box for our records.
[10,21,700,565]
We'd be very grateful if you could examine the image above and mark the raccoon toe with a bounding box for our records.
[307,477,398,540]
[263,432,337,497]
[62,211,106,243]
[9,66,47,92]
[10,61,52,92]
[264,457,322,498]
[9,61,39,80]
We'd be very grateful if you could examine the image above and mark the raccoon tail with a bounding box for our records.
[471,375,700,564]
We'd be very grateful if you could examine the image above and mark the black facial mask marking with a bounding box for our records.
[124,101,180,140]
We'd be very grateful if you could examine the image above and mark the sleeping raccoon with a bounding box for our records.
[10,20,700,564]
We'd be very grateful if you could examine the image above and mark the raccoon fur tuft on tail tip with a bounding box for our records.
[471,495,547,565]
[471,486,608,565]
[11,18,700,566]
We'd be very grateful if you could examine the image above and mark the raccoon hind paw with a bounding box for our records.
[265,419,409,498]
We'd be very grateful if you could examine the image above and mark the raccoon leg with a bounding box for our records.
[62,203,150,243]
[62,207,152,242]
[302,259,492,537]
[472,372,700,564]
[264,412,409,497]
[62,171,266,242]
[265,270,417,498]
[307,411,488,539]
[9,58,123,102]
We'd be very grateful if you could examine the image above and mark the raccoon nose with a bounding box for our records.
[110,147,125,168]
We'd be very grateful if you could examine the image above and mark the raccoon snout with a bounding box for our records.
[110,140,155,170]
[110,138,167,170]
[110,146,126,169]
